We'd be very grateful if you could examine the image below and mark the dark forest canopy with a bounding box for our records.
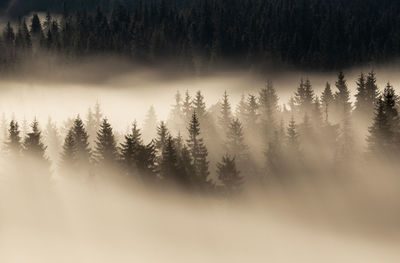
[1,0,400,70]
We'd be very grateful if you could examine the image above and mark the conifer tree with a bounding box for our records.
[226,118,248,161]
[120,121,143,176]
[219,90,232,133]
[23,119,47,161]
[217,154,243,193]
[143,106,158,143]
[245,94,258,129]
[169,90,184,134]
[367,97,391,155]
[287,116,300,154]
[95,118,118,165]
[312,96,323,128]
[265,130,285,179]
[60,128,77,170]
[6,120,21,157]
[85,107,97,148]
[44,117,62,165]
[258,80,279,130]
[160,135,179,182]
[235,94,247,123]
[295,78,314,116]
[72,116,91,167]
[192,90,207,120]
[182,90,192,123]
[354,73,367,115]
[155,121,169,153]
[186,112,210,188]
[334,71,352,119]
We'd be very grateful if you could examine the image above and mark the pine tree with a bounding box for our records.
[168,90,184,134]
[295,78,314,116]
[182,89,192,123]
[265,130,285,179]
[95,118,118,165]
[186,112,210,189]
[60,128,77,169]
[120,121,143,176]
[192,90,207,120]
[235,94,247,123]
[23,119,47,162]
[72,116,91,167]
[287,116,300,154]
[143,106,158,143]
[6,120,21,157]
[367,97,391,155]
[354,72,367,115]
[219,90,232,133]
[160,135,179,182]
[217,154,243,193]
[94,101,103,132]
[312,96,323,128]
[245,94,258,129]
[44,117,62,165]
[365,71,380,115]
[85,107,97,148]
[258,80,279,131]
[334,71,352,119]
[226,118,248,161]
[155,121,169,154]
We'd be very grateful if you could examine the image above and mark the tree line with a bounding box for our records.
[0,71,398,193]
[1,0,400,70]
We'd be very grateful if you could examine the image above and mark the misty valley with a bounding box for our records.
[1,1,400,262]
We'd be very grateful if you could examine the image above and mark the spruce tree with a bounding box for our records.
[186,112,210,189]
[143,106,158,143]
[192,90,207,120]
[160,135,179,182]
[60,128,77,170]
[155,120,168,149]
[95,118,119,165]
[72,116,91,167]
[235,94,247,123]
[287,116,300,154]
[367,97,391,155]
[6,120,21,157]
[226,118,248,161]
[120,121,144,176]
[217,154,243,193]
[258,80,279,130]
[182,90,192,123]
[23,119,47,162]
[219,90,232,133]
[334,71,352,119]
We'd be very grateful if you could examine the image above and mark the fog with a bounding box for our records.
[1,60,400,262]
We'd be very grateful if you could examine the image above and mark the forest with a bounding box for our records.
[0,70,398,193]
[1,0,400,71]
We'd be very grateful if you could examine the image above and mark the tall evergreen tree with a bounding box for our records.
[60,128,77,170]
[321,83,334,123]
[186,112,210,189]
[334,71,352,119]
[23,119,47,162]
[95,118,118,165]
[258,80,279,130]
[72,116,91,167]
[143,106,158,143]
[219,90,232,133]
[217,154,243,193]
[6,120,21,157]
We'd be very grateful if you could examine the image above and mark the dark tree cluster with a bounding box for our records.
[1,71,399,193]
[1,0,400,70]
